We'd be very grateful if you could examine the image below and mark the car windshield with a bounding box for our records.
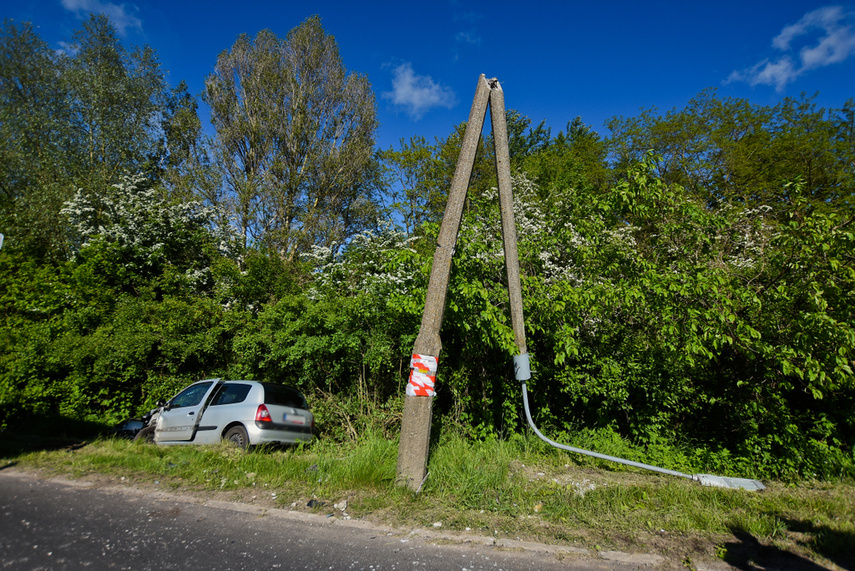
[263,384,308,409]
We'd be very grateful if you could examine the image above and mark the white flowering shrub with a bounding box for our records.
[61,173,234,291]
[457,173,584,284]
[304,220,422,300]
[714,203,774,271]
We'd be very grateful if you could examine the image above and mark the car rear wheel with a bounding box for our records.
[224,425,249,450]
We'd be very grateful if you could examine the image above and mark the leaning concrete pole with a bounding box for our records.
[396,75,492,491]
[489,80,528,357]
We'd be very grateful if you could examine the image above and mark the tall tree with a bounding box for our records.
[204,16,379,258]
[518,116,610,205]
[0,15,169,259]
[505,109,551,162]
[158,81,221,208]
[379,116,499,236]
[63,14,166,193]
[834,99,855,212]
[379,136,443,235]
[605,89,855,214]
[0,20,73,259]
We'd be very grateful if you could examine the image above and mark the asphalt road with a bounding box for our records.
[0,467,662,570]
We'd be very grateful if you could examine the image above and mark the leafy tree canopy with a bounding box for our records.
[204,16,380,259]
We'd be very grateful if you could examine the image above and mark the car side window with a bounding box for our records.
[169,382,213,409]
[211,383,252,406]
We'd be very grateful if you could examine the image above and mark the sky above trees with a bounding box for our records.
[8,0,855,149]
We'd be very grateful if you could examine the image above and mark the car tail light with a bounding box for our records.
[255,404,272,423]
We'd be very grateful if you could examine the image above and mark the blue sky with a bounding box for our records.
[8,1,855,150]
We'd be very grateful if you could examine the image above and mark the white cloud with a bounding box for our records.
[61,0,143,36]
[772,6,846,50]
[455,31,482,45]
[727,57,797,90]
[727,5,855,91]
[382,63,458,120]
[55,40,80,56]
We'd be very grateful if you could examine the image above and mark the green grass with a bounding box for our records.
[3,429,854,569]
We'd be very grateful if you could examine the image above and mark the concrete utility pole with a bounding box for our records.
[396,75,529,491]
[489,81,528,357]
[396,76,762,494]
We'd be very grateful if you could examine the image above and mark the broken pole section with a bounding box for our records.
[396,74,492,491]
[489,80,528,358]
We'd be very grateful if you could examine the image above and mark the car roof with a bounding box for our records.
[202,379,305,393]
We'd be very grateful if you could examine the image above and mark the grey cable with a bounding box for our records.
[521,382,694,480]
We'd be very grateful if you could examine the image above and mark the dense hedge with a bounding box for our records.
[2,16,853,480]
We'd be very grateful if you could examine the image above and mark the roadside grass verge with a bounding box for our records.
[3,430,854,569]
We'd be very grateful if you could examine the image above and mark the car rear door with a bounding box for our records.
[156,380,222,442]
[194,382,256,443]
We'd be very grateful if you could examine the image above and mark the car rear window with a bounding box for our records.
[211,383,252,406]
[263,384,308,409]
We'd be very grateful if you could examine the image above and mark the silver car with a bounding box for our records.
[152,379,314,449]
